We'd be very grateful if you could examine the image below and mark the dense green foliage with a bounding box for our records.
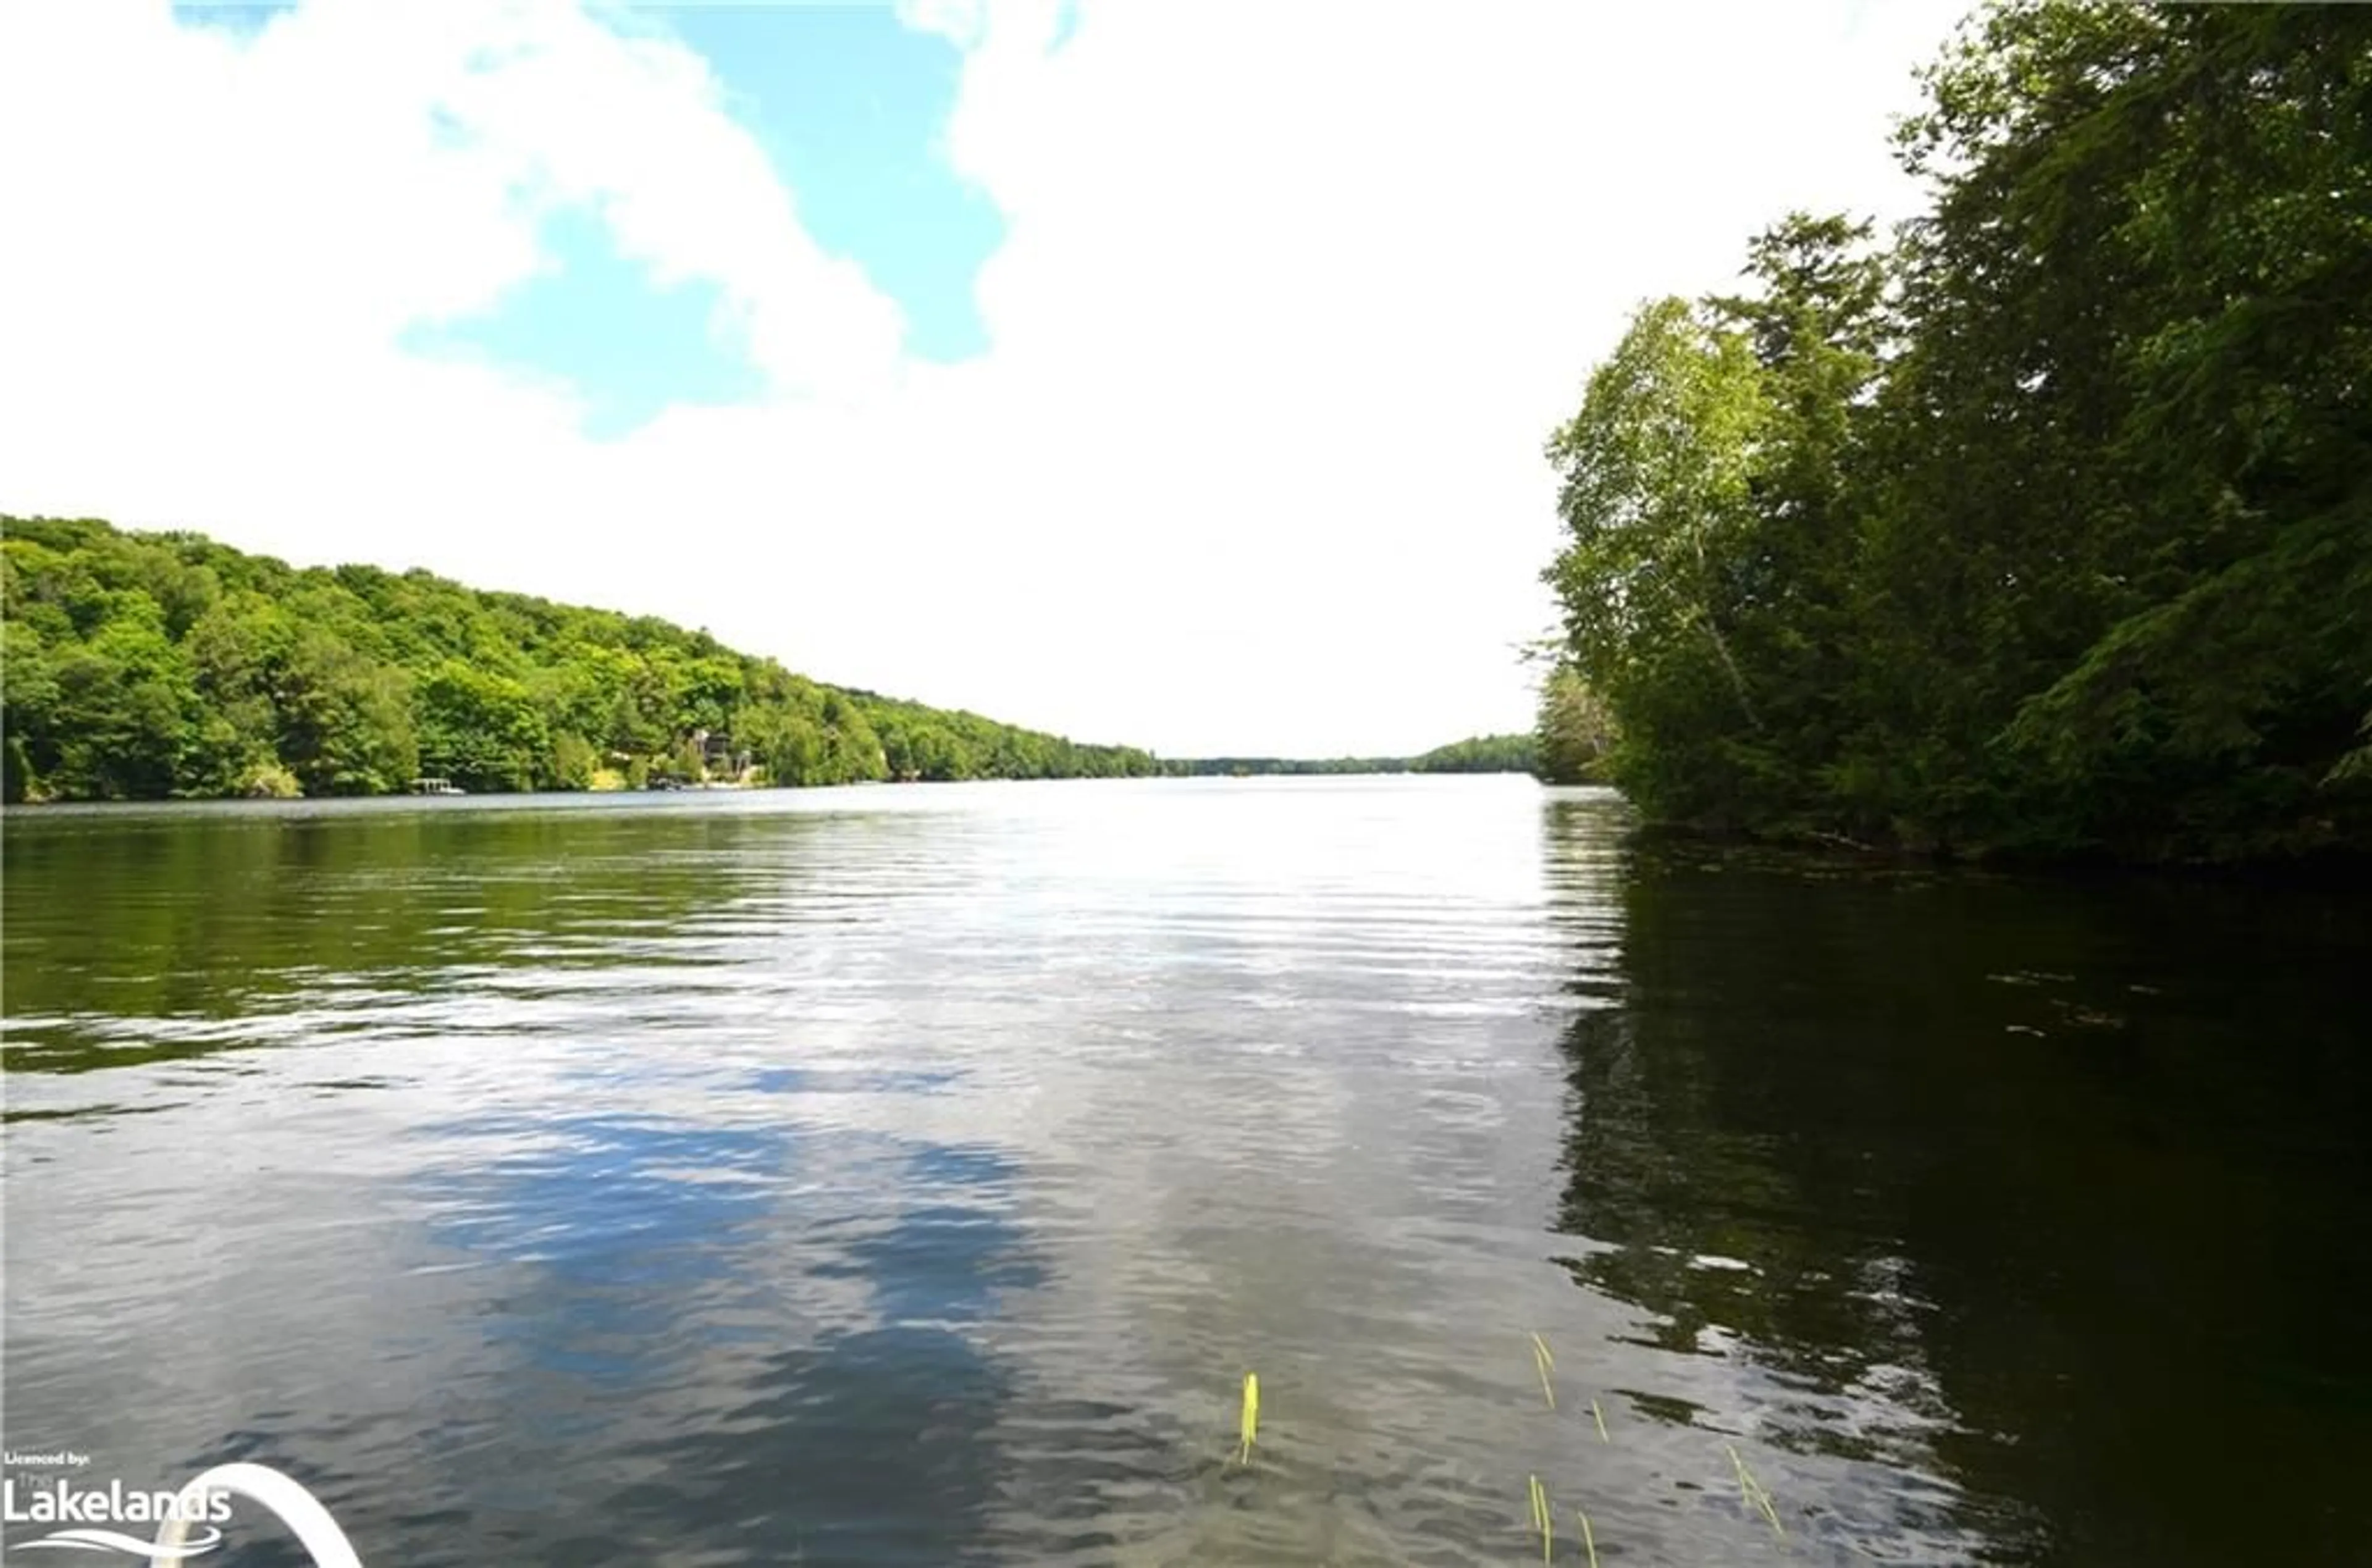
[1408,734,1537,774]
[1541,1,2372,862]
[1533,666,1617,786]
[1,516,1158,801]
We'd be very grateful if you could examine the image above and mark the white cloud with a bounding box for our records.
[0,0,1964,756]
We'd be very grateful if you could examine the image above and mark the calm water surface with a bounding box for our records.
[4,778,2366,1566]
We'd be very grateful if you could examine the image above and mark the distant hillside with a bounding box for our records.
[1159,734,1537,778]
[1,516,1157,802]
[1408,733,1536,774]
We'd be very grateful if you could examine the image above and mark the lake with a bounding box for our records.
[3,776,2365,1566]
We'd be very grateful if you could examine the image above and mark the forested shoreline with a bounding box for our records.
[1535,1,2370,866]
[1,515,1166,802]
[1161,733,1537,778]
[0,517,1534,802]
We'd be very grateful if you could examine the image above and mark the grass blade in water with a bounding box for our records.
[1725,1441,1786,1540]
[1234,1373,1260,1469]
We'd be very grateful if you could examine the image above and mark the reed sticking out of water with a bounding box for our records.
[1234,1373,1260,1469]
[1526,1474,1553,1564]
[1529,1332,1556,1410]
[1726,1442,1785,1540]
[1575,1507,1600,1568]
[1590,1396,1609,1443]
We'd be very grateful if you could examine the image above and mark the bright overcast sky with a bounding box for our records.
[0,0,1967,758]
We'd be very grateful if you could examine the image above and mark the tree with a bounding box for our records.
[414,661,547,792]
[50,619,197,799]
[1534,1,2372,863]
[2,732,30,803]
[549,731,599,791]
[1707,213,1891,826]
[1543,296,1771,824]
[277,627,416,795]
[1918,3,2372,857]
[1535,665,1618,785]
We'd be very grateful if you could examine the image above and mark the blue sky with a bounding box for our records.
[657,4,1006,361]
[187,0,1008,442]
[464,3,1005,438]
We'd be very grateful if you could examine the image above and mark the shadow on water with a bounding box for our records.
[1540,794,2372,1566]
[172,1120,1043,1568]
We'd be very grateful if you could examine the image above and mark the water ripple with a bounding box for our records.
[9,779,2365,1565]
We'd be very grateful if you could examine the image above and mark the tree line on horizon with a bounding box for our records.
[0,516,1538,802]
[1157,732,1537,778]
[1534,1,2370,863]
[0,515,1163,802]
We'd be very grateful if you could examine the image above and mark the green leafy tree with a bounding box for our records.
[414,661,547,793]
[1543,296,1772,824]
[3,731,32,803]
[549,731,599,791]
[278,628,416,795]
[1890,1,2372,857]
[50,618,198,799]
[1534,1,2372,863]
[1535,665,1618,785]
